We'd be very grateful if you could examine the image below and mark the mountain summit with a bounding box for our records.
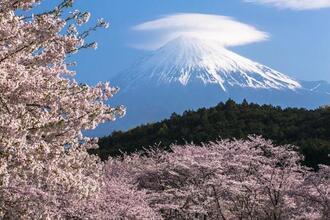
[119,37,301,92]
[92,37,330,136]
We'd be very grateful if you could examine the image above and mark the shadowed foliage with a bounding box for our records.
[95,99,330,169]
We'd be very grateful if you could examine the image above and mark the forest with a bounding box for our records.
[97,99,330,168]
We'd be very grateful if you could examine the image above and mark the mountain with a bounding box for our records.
[91,37,330,136]
[116,37,301,92]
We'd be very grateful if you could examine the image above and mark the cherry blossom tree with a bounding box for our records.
[109,136,329,220]
[0,0,130,218]
[295,165,330,220]
[102,159,162,220]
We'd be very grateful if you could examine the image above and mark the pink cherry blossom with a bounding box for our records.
[0,0,127,218]
[107,136,329,219]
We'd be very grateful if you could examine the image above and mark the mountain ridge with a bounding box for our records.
[116,37,301,92]
[88,37,330,136]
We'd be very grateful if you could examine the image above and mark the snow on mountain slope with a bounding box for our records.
[87,36,329,136]
[118,37,301,92]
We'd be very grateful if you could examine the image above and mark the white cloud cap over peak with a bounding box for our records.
[245,0,330,10]
[132,13,269,50]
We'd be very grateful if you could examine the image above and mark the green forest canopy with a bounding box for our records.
[95,100,330,169]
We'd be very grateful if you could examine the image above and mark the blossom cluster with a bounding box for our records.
[107,136,329,220]
[0,0,129,218]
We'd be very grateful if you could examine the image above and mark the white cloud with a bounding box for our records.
[132,13,269,50]
[245,0,330,10]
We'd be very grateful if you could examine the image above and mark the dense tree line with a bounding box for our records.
[96,99,330,168]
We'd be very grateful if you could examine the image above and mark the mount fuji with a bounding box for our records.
[118,37,302,91]
[95,37,330,135]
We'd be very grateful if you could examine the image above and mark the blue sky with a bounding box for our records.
[70,0,330,84]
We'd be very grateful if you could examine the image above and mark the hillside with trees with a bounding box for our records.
[97,99,330,168]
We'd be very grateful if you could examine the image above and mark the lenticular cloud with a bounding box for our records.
[132,13,269,50]
[245,0,330,10]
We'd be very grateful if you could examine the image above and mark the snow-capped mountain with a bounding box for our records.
[91,37,330,136]
[117,37,301,92]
